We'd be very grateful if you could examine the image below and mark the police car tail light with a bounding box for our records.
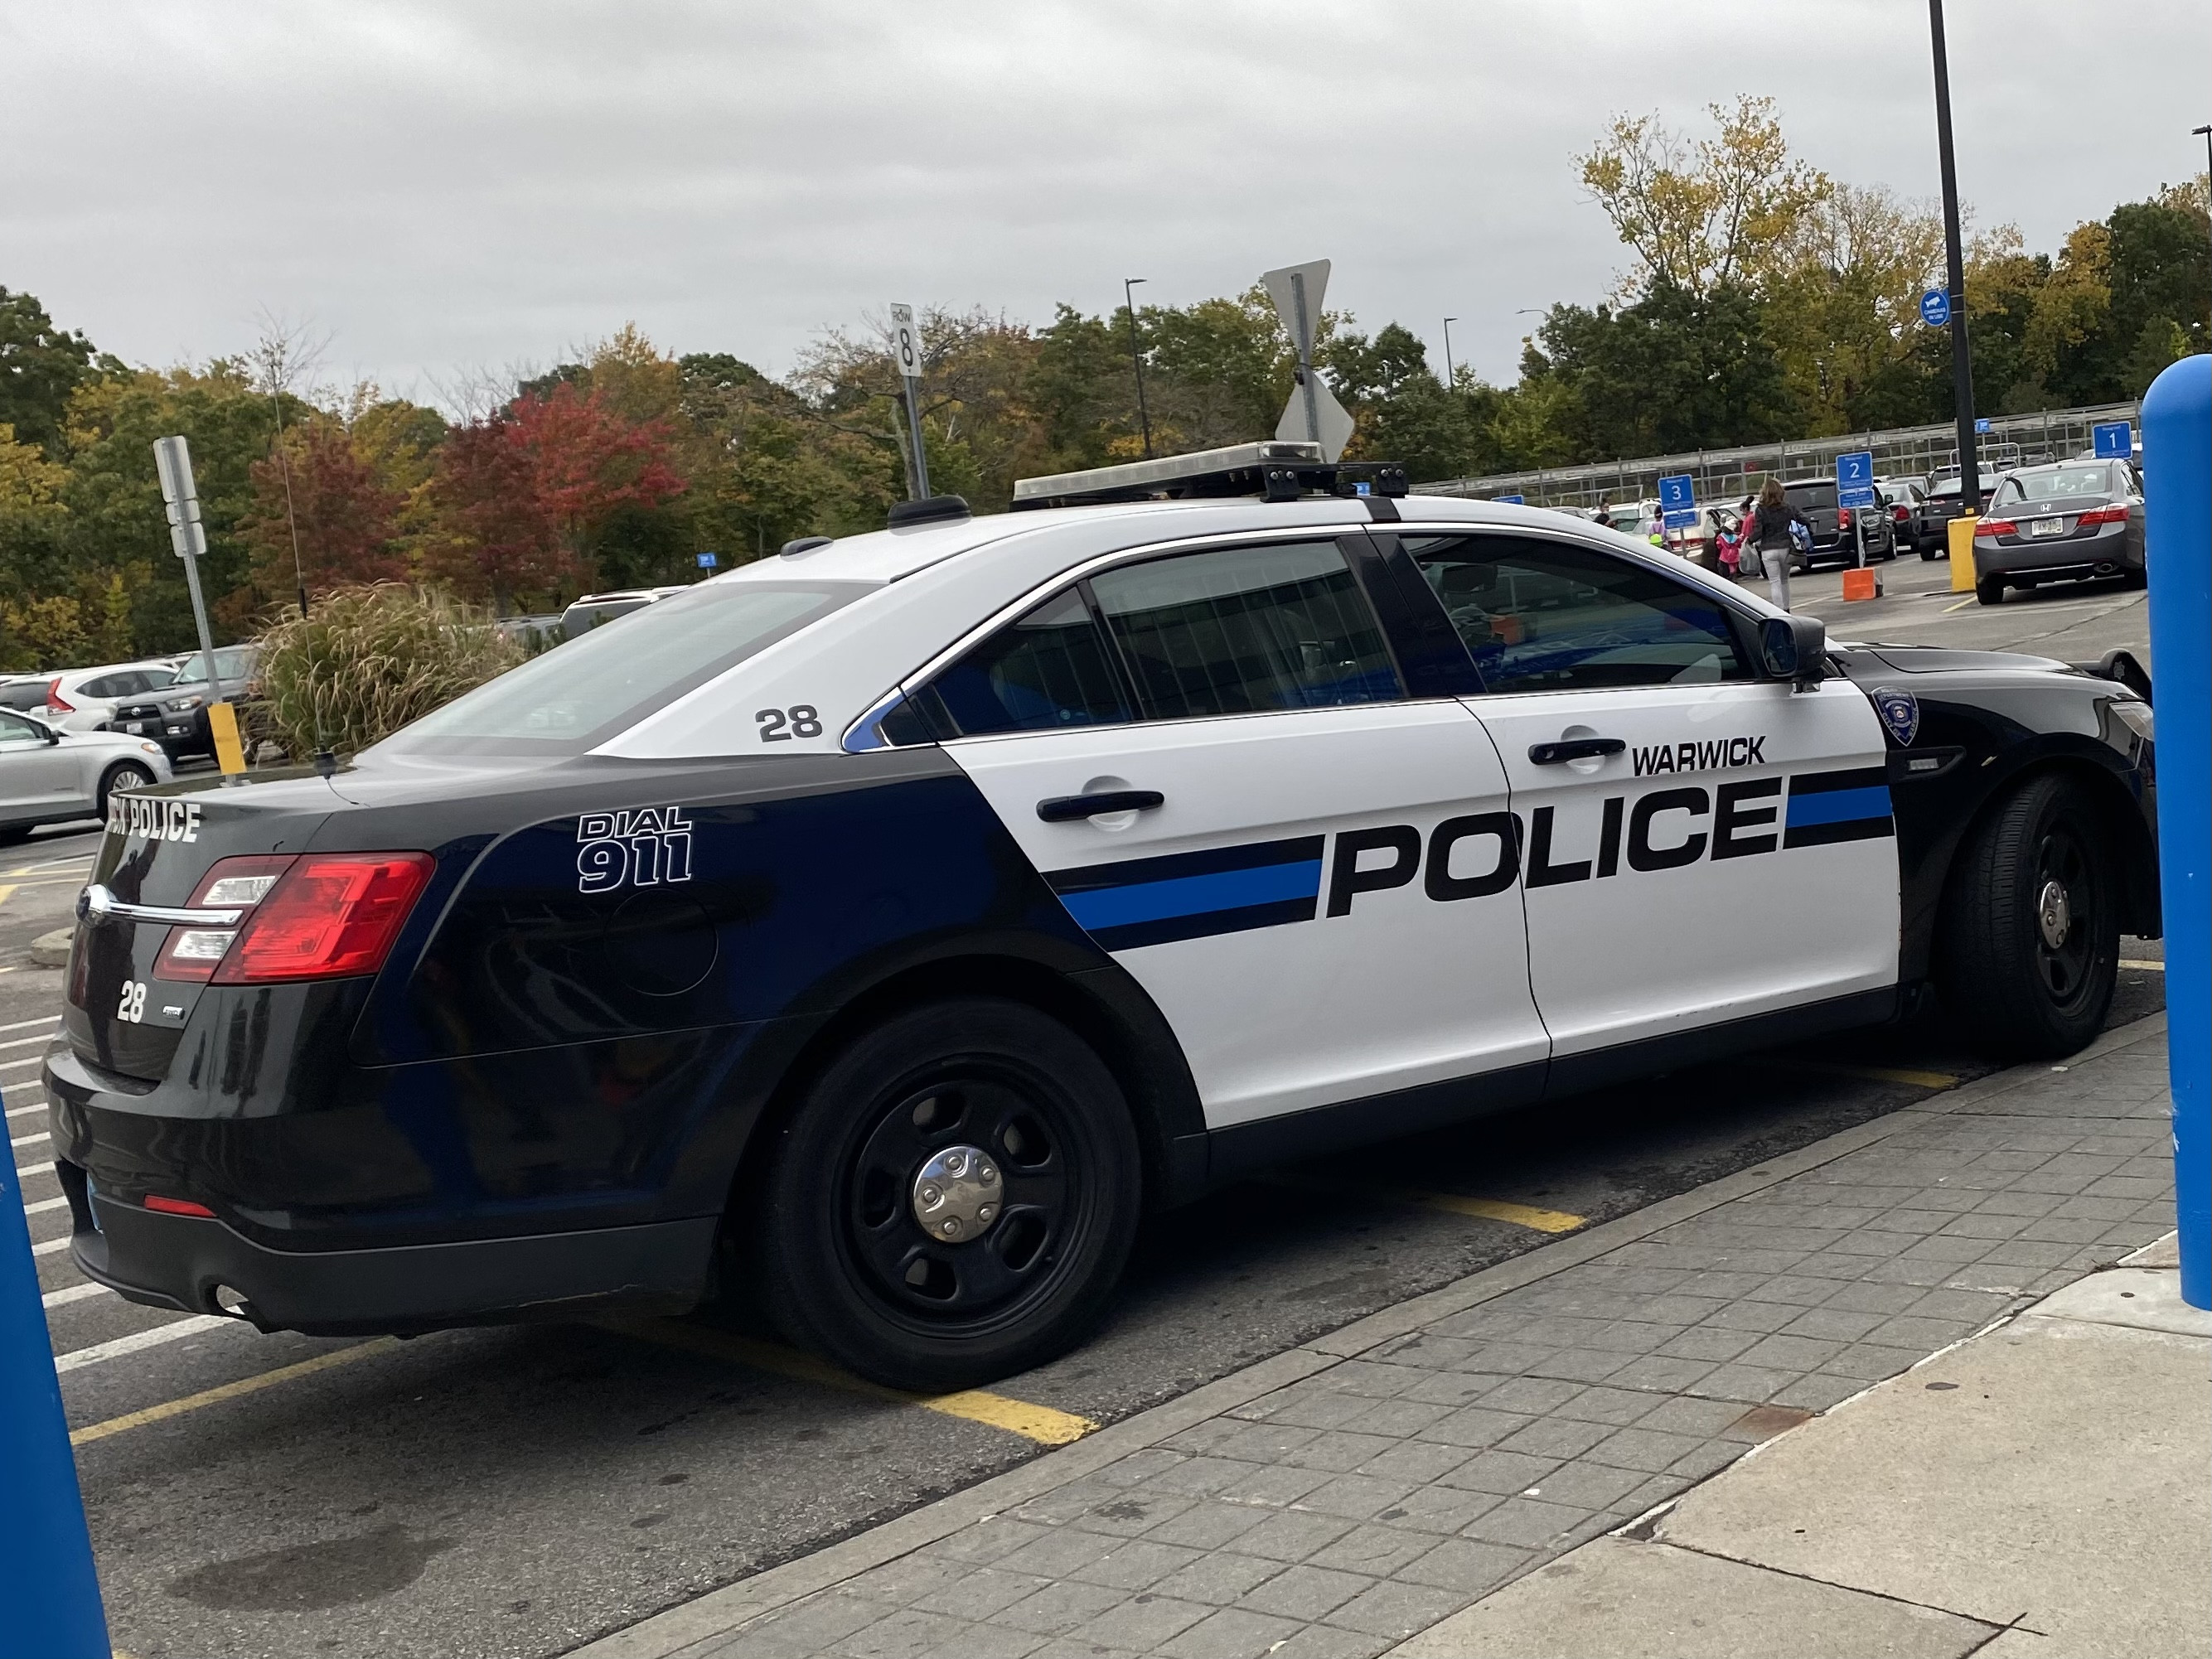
[152,856,298,981]
[211,853,435,984]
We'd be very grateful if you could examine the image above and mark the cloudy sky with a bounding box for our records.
[5,0,2206,404]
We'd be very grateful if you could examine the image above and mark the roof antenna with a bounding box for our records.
[255,312,340,781]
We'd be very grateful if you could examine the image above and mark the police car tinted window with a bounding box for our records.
[1409,535,1749,692]
[932,589,1131,738]
[376,582,864,756]
[1088,541,1400,719]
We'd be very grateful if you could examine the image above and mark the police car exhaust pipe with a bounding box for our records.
[211,1284,253,1320]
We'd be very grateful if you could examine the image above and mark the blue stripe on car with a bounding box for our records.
[1048,835,1324,950]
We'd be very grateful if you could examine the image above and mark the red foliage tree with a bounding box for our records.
[429,384,685,612]
[242,422,407,597]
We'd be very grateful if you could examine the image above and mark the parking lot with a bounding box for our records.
[12,559,2166,1659]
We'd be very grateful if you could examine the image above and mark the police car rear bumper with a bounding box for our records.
[60,1162,716,1336]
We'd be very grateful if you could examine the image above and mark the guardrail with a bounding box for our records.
[1416,402,2142,510]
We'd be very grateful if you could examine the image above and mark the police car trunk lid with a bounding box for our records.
[65,777,333,1081]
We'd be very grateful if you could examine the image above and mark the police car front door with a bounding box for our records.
[1402,532,1900,1059]
[924,538,1549,1129]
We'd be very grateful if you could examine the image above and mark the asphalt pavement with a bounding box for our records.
[12,562,2168,1659]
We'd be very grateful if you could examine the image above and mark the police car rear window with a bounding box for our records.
[375,582,865,757]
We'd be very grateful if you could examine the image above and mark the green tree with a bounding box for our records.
[0,288,99,457]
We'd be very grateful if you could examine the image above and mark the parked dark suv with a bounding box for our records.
[1776,477,1895,572]
[110,645,258,762]
[1970,460,2146,605]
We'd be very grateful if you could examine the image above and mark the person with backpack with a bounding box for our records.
[1746,477,1812,609]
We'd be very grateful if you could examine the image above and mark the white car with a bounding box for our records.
[42,660,182,734]
[0,709,172,842]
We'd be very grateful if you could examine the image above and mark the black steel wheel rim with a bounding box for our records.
[2031,825,2098,1009]
[833,1057,1089,1334]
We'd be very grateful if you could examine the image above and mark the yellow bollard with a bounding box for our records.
[206,701,247,779]
[1948,514,1979,592]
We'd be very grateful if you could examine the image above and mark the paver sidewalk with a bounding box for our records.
[1391,1233,2210,1658]
[574,1013,2177,1659]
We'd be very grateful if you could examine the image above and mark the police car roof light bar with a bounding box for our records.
[1010,441,1409,511]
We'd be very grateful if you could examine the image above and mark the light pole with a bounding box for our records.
[1124,278,1153,459]
[1929,0,1981,512]
[2195,127,2212,302]
[1442,317,1458,387]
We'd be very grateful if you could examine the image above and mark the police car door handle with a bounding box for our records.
[1036,790,1164,823]
[1527,738,1625,766]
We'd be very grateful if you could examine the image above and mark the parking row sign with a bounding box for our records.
[1835,451,1876,512]
[2093,421,2133,460]
[1657,472,1697,530]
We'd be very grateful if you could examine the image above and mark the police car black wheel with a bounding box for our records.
[758,998,1141,1391]
[1938,775,2118,1060]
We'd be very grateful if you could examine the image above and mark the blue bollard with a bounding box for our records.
[2142,353,2210,1310]
[0,1097,112,1657]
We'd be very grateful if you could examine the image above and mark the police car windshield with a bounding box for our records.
[374,582,865,757]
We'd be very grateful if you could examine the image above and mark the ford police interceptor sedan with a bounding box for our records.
[45,443,2158,1390]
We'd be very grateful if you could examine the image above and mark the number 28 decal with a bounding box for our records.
[756,705,821,742]
[117,979,148,1023]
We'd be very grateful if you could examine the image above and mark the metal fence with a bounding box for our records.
[1415,401,2142,511]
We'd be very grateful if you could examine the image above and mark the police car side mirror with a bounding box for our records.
[1759,615,1827,689]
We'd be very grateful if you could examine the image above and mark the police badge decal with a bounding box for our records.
[1873,687,1919,747]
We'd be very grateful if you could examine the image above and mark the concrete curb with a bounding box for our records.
[29,927,72,969]
[565,1012,2171,1659]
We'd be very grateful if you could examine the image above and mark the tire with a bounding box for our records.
[96,762,154,819]
[2122,567,2148,590]
[1937,775,2118,1060]
[757,997,1142,1391]
[0,824,32,846]
[1919,546,1940,561]
[1976,577,2005,606]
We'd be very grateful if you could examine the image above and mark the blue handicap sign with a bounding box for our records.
[1657,472,1698,530]
[695,551,719,569]
[1492,493,1524,505]
[1835,450,1876,512]
[2092,421,2132,460]
[1919,288,1951,328]
[1974,418,1992,433]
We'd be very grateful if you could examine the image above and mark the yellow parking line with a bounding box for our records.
[2120,959,2164,971]
[607,1318,1097,1447]
[69,1338,400,1447]
[1774,1059,1961,1090]
[1942,596,1977,612]
[0,885,17,908]
[1261,1174,1585,1234]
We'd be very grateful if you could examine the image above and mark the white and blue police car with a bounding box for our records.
[46,442,2158,1388]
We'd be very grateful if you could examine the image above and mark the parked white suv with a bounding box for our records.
[43,660,182,734]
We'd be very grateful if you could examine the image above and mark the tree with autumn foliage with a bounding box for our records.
[428,382,684,613]
[241,419,408,600]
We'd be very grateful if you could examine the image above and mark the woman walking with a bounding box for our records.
[1747,478,1811,610]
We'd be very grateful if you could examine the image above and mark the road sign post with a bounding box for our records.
[0,1117,112,1656]
[153,436,244,780]
[2141,354,2209,1309]
[1262,260,1354,462]
[888,304,931,501]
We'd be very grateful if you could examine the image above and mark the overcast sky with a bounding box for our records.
[5,0,2207,406]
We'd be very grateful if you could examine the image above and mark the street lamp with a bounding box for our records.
[2195,127,2212,288]
[1124,277,1154,459]
[1442,317,1458,386]
[1929,0,1981,513]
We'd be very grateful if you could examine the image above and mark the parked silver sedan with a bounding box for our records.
[0,708,173,843]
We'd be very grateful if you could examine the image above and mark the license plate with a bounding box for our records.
[2030,516,2066,537]
[123,721,146,733]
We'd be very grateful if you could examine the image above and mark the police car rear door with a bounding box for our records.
[919,534,1549,1131]
[1398,530,1899,1066]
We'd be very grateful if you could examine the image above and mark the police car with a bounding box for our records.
[45,442,2159,1391]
